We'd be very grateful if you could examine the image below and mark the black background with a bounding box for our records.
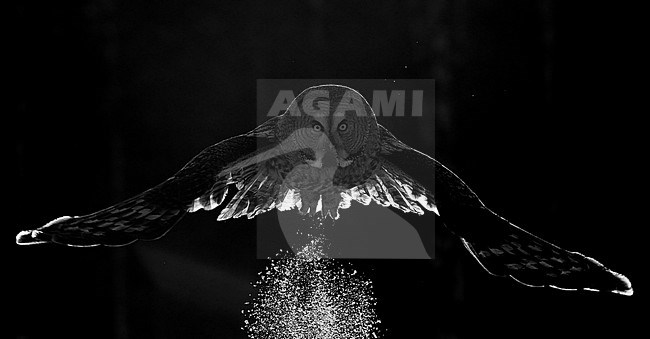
[11,1,644,338]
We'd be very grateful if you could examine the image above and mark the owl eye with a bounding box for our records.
[338,122,348,132]
[312,122,323,132]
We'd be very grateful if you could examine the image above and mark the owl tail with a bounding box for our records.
[451,208,632,296]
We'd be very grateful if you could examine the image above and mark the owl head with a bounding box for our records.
[276,85,380,168]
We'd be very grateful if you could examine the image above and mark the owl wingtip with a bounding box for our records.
[16,230,47,245]
[613,286,634,296]
[16,216,75,246]
[609,269,633,296]
[579,253,634,296]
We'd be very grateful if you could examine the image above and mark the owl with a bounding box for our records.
[16,84,632,296]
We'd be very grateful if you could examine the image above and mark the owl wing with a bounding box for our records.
[16,117,289,247]
[373,124,632,295]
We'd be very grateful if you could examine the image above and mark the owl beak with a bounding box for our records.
[335,148,352,167]
[308,147,336,168]
[307,135,335,168]
[307,135,352,168]
[308,148,352,168]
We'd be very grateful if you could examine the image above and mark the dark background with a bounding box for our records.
[10,1,644,338]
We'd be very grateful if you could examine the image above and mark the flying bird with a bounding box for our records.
[16,84,632,296]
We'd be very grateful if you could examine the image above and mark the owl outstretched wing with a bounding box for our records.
[372,124,632,295]
[16,117,288,247]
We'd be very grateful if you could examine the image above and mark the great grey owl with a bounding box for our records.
[16,84,632,296]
